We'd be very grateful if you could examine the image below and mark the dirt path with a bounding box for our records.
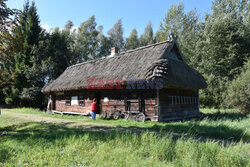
[2,109,116,131]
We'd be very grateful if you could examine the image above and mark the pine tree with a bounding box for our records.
[2,1,43,106]
[14,1,42,71]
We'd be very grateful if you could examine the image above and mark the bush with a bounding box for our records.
[3,87,20,106]
[225,60,250,113]
[20,87,46,109]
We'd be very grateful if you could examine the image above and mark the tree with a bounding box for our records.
[64,20,73,31]
[158,3,201,64]
[154,30,164,43]
[159,3,185,41]
[41,28,71,80]
[2,1,44,107]
[225,59,250,113]
[76,16,99,61]
[96,25,111,57]
[62,20,79,65]
[14,1,42,71]
[107,19,124,51]
[198,0,250,107]
[0,0,21,89]
[139,21,154,46]
[125,28,139,50]
[0,0,18,33]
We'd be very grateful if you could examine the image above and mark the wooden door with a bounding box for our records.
[95,92,101,114]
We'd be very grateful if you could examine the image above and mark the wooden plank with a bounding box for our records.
[52,110,91,116]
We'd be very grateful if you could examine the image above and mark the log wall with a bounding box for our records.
[52,88,200,122]
[158,88,199,121]
[53,89,158,120]
[55,91,94,113]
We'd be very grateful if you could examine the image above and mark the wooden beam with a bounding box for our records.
[156,89,160,121]
[52,110,91,116]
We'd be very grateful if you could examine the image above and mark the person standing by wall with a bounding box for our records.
[91,98,97,120]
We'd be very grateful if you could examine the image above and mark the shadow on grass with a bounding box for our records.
[0,119,248,147]
[0,147,12,163]
[199,112,248,121]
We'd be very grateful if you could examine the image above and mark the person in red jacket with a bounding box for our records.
[91,98,98,120]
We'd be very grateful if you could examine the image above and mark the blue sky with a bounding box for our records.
[6,0,213,37]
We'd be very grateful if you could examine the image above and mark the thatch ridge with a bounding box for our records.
[119,40,172,55]
[42,40,207,93]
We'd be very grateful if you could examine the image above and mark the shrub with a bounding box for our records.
[20,87,46,109]
[225,60,250,113]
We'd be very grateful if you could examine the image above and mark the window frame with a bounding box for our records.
[65,96,71,106]
[78,95,85,106]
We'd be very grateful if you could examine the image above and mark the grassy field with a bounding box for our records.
[0,108,249,166]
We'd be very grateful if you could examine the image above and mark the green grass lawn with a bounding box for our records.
[0,108,249,166]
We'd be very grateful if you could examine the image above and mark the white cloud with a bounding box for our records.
[41,24,52,31]
[41,24,79,33]
[71,26,79,33]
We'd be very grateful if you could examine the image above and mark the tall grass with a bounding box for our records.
[0,119,249,167]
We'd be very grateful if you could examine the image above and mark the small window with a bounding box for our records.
[79,95,85,106]
[65,96,71,106]
[104,97,109,102]
[71,96,78,105]
[167,96,172,104]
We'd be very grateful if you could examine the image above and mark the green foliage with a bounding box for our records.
[20,87,45,108]
[1,0,249,111]
[159,3,185,40]
[45,28,71,79]
[76,16,99,61]
[225,60,250,113]
[159,3,201,65]
[125,28,139,50]
[96,25,111,57]
[3,87,20,105]
[139,21,154,46]
[197,0,250,107]
[1,1,46,108]
[0,0,21,97]
[0,0,18,33]
[64,20,73,30]
[107,19,124,51]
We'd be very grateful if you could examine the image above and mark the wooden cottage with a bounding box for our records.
[42,40,207,121]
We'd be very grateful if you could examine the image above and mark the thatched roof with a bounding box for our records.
[42,40,207,93]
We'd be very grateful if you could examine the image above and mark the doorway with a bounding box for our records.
[94,92,101,114]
